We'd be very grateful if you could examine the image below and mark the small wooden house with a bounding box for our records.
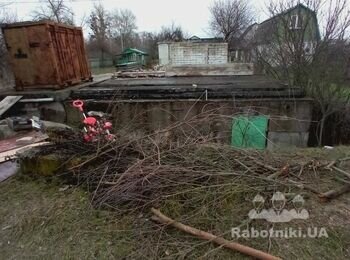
[116,48,148,70]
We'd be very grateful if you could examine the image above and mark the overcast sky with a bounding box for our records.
[1,0,269,37]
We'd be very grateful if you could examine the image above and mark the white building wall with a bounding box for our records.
[207,44,228,64]
[158,42,228,66]
[158,43,170,66]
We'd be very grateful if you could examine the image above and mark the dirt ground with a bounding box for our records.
[1,147,350,259]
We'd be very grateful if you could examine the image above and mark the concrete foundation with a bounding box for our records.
[66,98,313,149]
[40,102,66,123]
[164,64,254,76]
[267,132,309,149]
[1,75,313,149]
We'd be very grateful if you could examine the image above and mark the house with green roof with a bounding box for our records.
[116,48,148,70]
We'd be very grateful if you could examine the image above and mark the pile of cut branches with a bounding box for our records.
[26,110,350,259]
[43,110,349,214]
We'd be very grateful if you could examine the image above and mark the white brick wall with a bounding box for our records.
[159,42,228,66]
[158,43,169,66]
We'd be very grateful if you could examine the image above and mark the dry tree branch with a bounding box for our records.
[151,208,282,260]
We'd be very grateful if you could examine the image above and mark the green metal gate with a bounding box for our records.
[231,116,269,149]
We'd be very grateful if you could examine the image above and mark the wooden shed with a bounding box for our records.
[1,21,92,90]
[116,48,148,70]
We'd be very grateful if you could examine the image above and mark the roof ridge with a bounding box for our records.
[259,3,314,26]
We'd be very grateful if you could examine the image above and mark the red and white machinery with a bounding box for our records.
[72,100,114,142]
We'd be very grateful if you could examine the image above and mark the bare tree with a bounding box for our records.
[31,0,74,25]
[0,9,17,88]
[111,9,137,50]
[88,3,112,60]
[158,22,185,42]
[255,0,321,86]
[209,0,254,41]
[255,0,350,145]
[299,0,348,146]
[136,32,158,64]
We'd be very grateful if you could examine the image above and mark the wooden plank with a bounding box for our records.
[0,96,22,118]
[0,141,50,163]
[0,131,49,153]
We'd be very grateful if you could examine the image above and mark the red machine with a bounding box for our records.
[72,100,114,142]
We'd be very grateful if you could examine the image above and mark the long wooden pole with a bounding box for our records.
[319,184,350,201]
[151,208,281,260]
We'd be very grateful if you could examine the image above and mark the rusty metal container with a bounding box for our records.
[1,21,92,90]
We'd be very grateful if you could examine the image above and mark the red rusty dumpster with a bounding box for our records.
[1,21,92,90]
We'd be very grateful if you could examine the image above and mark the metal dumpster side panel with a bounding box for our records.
[48,24,91,86]
[75,29,91,81]
[26,24,59,86]
[3,25,58,89]
[2,21,91,90]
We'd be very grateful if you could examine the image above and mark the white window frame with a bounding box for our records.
[289,15,301,30]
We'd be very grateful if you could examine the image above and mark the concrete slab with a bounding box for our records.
[95,75,285,89]
[0,96,22,118]
[0,161,18,182]
[0,74,112,102]
[73,75,304,100]
[164,64,254,76]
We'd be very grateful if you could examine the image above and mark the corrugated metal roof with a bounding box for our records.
[121,48,148,55]
[0,20,79,30]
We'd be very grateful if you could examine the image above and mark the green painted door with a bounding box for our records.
[231,116,269,149]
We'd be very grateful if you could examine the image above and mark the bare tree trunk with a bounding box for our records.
[99,42,105,67]
[120,34,124,50]
[318,116,326,147]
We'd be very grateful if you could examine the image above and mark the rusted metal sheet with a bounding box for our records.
[1,21,92,90]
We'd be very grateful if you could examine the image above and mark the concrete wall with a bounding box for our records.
[164,63,254,76]
[158,42,254,76]
[67,98,313,149]
[158,42,228,66]
[158,43,169,66]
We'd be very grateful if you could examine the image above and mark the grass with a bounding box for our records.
[1,147,350,259]
[91,66,116,75]
[0,177,135,259]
